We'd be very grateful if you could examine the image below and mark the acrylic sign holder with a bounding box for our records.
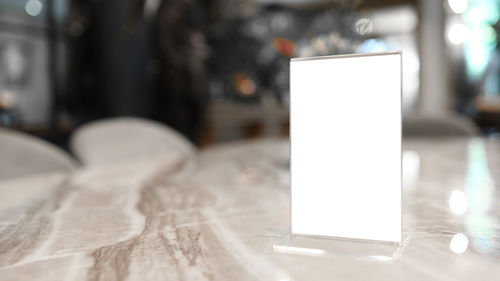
[276,51,405,260]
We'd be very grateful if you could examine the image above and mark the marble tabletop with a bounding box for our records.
[1,137,499,280]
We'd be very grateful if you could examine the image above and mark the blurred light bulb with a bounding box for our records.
[447,23,467,45]
[450,233,469,254]
[448,0,468,14]
[448,190,468,215]
[25,0,42,16]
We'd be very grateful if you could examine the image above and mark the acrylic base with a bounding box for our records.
[273,233,410,261]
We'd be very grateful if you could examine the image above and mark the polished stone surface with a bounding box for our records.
[1,138,499,280]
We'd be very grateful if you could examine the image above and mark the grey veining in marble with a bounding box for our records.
[0,138,500,280]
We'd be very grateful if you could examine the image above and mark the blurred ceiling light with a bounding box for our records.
[25,0,42,17]
[447,23,467,45]
[448,0,468,14]
[355,18,373,36]
[449,233,469,254]
[448,190,469,215]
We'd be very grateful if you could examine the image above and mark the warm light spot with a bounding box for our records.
[448,190,469,215]
[234,74,256,96]
[450,233,469,254]
[273,38,295,58]
[0,91,14,108]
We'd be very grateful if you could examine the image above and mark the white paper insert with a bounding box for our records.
[290,52,402,243]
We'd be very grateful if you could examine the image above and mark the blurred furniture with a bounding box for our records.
[403,115,480,137]
[0,128,77,180]
[0,0,64,128]
[1,137,499,280]
[474,96,500,134]
[70,117,195,165]
[203,101,289,145]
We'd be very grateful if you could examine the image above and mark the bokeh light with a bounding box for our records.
[448,190,469,215]
[25,0,42,17]
[450,233,469,254]
[448,0,468,14]
[447,23,467,45]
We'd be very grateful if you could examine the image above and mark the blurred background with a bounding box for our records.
[0,0,499,149]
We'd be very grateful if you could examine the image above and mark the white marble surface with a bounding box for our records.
[0,137,499,280]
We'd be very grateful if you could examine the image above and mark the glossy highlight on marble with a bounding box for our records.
[0,138,500,280]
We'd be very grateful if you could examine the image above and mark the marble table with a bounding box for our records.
[1,137,499,280]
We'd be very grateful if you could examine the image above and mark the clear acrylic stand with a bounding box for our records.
[273,233,410,261]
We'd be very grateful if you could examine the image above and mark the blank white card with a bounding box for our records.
[290,52,401,243]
